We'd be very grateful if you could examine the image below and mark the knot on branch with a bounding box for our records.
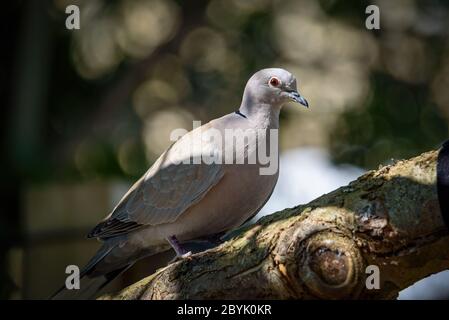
[282,230,365,299]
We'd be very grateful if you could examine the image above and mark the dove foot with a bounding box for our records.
[166,235,192,262]
[200,232,226,244]
[168,251,192,264]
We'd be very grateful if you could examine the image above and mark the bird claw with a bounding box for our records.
[181,251,192,259]
[169,251,192,264]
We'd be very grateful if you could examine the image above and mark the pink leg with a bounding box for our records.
[166,235,191,257]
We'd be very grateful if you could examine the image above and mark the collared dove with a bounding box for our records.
[52,68,308,299]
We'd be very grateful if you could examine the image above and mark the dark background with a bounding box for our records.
[1,0,448,299]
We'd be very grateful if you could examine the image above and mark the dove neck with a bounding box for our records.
[239,101,280,129]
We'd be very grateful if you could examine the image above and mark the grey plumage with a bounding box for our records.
[52,68,308,299]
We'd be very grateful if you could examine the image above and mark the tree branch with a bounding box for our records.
[100,149,449,299]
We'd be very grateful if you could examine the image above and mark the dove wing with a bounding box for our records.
[88,128,225,239]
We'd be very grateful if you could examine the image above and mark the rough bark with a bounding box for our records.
[100,149,449,300]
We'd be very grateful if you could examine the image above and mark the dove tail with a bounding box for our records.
[50,266,130,300]
[50,240,169,300]
[50,242,130,300]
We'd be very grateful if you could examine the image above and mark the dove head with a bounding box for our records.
[241,68,309,114]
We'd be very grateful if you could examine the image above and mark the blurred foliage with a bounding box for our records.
[331,73,448,168]
[4,0,449,300]
[7,0,449,178]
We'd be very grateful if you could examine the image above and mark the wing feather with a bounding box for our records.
[88,131,225,239]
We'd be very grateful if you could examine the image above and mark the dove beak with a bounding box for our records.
[288,91,309,108]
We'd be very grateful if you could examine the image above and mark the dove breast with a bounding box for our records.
[126,112,279,247]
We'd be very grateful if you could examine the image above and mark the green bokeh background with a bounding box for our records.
[1,0,448,299]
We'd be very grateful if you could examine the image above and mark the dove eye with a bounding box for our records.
[269,77,281,87]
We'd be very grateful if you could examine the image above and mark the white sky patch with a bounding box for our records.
[258,147,364,216]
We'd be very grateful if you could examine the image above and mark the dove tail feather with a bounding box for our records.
[50,242,127,300]
[50,241,169,300]
[50,266,130,300]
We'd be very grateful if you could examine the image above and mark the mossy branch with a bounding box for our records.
[100,149,449,300]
